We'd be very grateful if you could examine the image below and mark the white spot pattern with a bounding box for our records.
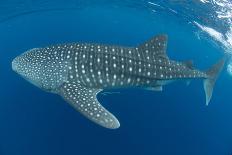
[12,34,209,129]
[59,81,120,129]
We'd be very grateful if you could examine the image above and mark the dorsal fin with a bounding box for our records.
[138,34,168,59]
[183,60,194,69]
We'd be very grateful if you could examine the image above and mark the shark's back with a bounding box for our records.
[60,42,168,89]
[38,35,204,90]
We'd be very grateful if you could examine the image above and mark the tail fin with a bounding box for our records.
[204,58,225,105]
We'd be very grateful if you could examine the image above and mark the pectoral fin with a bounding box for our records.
[58,81,120,129]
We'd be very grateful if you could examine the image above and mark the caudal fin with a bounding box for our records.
[204,58,225,105]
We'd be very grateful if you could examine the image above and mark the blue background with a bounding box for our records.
[0,1,231,155]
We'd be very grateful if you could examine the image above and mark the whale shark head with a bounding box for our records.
[12,47,69,92]
[12,48,45,88]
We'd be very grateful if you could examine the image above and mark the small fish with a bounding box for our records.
[12,34,225,129]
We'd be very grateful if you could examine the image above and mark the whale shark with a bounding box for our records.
[12,34,225,129]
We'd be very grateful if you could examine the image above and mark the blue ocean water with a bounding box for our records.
[0,0,232,155]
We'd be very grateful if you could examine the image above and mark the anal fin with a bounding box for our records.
[146,86,163,91]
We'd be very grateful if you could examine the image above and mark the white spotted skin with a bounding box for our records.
[12,34,209,129]
[12,43,207,91]
[59,81,120,129]
[60,43,208,89]
[12,47,71,92]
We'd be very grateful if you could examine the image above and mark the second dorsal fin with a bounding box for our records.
[138,34,168,59]
[183,60,194,69]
